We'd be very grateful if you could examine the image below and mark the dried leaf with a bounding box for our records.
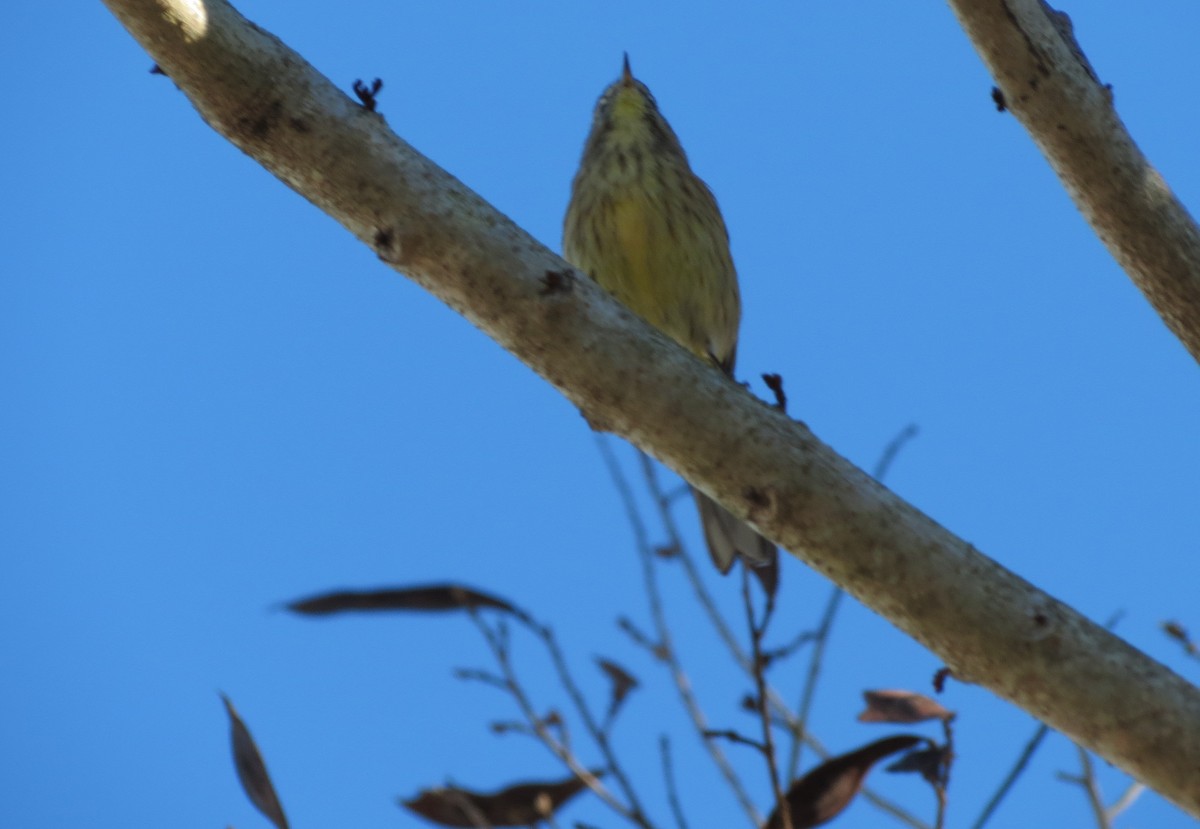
[858,689,953,724]
[221,695,289,829]
[596,658,639,718]
[886,743,951,786]
[401,771,603,828]
[765,735,922,829]
[286,584,524,620]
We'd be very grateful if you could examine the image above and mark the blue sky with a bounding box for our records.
[3,3,1199,828]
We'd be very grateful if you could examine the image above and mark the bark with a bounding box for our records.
[948,0,1200,363]
[102,0,1200,816]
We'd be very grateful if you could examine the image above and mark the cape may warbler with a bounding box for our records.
[563,55,776,574]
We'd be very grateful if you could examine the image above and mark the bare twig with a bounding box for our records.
[874,424,919,483]
[1106,781,1146,822]
[1057,747,1110,829]
[786,584,844,780]
[529,622,647,820]
[702,730,765,751]
[632,435,928,829]
[742,567,791,829]
[763,630,816,662]
[467,610,645,828]
[857,767,934,828]
[639,452,806,739]
[933,718,955,829]
[659,736,688,829]
[599,438,762,826]
[968,716,1048,829]
[637,452,748,667]
[453,667,509,690]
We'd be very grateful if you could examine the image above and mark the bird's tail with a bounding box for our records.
[692,487,778,575]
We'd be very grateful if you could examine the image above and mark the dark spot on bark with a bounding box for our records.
[540,269,575,296]
[236,98,285,142]
[745,487,771,510]
[374,227,400,264]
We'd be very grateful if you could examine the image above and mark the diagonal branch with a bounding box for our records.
[948,0,1200,363]
[101,0,1200,815]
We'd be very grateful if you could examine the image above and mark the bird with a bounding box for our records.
[562,55,777,575]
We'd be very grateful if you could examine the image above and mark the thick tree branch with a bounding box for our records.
[102,0,1200,816]
[949,0,1200,363]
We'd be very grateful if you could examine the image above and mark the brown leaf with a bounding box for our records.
[221,695,289,829]
[596,658,639,718]
[400,771,603,828]
[286,584,524,620]
[858,689,953,724]
[765,735,923,829]
[887,743,952,786]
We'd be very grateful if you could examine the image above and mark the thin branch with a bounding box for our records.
[742,567,791,829]
[974,724,1048,829]
[637,452,748,667]
[639,437,930,829]
[1106,781,1145,822]
[529,621,649,824]
[762,630,816,663]
[932,718,955,829]
[453,667,509,690]
[1059,746,1110,829]
[659,737,688,829]
[468,612,644,828]
[856,765,932,828]
[598,438,762,826]
[786,584,844,781]
[874,425,919,483]
[702,730,767,752]
[949,0,1200,363]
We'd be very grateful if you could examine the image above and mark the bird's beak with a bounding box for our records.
[621,52,634,86]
